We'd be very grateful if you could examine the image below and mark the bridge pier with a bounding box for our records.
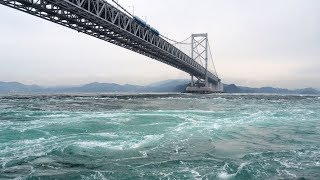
[191,75,194,86]
[186,80,223,94]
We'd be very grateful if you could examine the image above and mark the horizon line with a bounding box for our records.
[0,80,319,91]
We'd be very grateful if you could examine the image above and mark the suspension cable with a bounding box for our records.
[110,0,192,46]
[160,34,191,45]
[111,0,134,17]
[208,42,219,78]
[110,0,193,47]
[174,36,192,45]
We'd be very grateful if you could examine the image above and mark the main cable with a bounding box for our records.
[160,34,191,45]
[109,0,193,47]
[208,42,219,78]
[111,0,134,17]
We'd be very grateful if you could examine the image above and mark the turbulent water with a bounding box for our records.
[0,94,319,180]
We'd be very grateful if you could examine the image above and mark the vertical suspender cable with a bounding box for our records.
[208,42,219,78]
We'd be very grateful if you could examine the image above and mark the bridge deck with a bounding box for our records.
[0,0,220,83]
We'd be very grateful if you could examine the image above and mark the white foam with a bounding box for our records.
[217,163,235,180]
[139,151,148,158]
[212,123,221,130]
[284,170,297,178]
[218,171,235,180]
[22,138,46,145]
[76,134,163,150]
[93,132,118,138]
[0,136,62,168]
[159,97,193,100]
[81,171,109,180]
[76,112,128,120]
[212,97,227,101]
[77,141,122,150]
[158,172,173,178]
[276,159,300,169]
[190,169,202,180]
[42,114,70,118]
[153,110,219,115]
[1,157,8,169]
[217,162,249,180]
[130,135,163,149]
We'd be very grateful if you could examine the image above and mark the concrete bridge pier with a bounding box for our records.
[186,80,223,94]
[186,74,223,93]
[211,81,224,93]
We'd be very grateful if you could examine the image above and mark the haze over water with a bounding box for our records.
[0,94,319,179]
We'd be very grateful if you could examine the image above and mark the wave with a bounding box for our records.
[76,134,163,151]
[42,114,70,118]
[91,132,118,138]
[79,171,115,180]
[1,94,319,179]
[217,162,250,179]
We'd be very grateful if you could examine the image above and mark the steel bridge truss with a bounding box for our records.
[191,33,209,85]
[0,0,220,83]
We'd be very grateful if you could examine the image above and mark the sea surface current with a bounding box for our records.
[0,94,319,179]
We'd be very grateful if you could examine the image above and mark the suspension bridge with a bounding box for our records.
[0,0,223,93]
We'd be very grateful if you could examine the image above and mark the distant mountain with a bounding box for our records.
[146,79,189,92]
[47,82,144,93]
[223,84,320,94]
[294,88,320,95]
[0,82,42,93]
[222,84,241,93]
[148,79,189,87]
[0,81,319,94]
[0,80,186,93]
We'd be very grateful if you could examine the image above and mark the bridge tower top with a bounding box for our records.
[191,33,209,85]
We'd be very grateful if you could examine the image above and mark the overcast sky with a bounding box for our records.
[0,0,319,89]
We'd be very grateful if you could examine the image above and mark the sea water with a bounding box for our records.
[0,94,319,179]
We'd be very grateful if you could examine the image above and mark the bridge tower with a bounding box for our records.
[186,33,223,93]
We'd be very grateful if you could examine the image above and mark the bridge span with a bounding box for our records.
[0,0,223,93]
